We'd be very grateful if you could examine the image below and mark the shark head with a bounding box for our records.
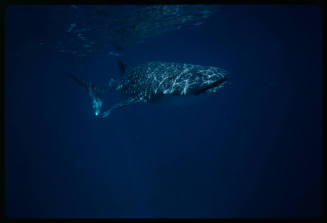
[193,67,228,95]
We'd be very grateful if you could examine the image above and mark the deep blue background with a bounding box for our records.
[5,5,322,218]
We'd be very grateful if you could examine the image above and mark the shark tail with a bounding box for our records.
[66,72,118,117]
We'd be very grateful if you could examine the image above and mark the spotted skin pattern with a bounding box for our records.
[118,61,228,102]
[69,61,228,118]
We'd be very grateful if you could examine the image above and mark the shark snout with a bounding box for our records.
[195,77,227,95]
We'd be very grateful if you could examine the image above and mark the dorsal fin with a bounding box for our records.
[117,60,127,76]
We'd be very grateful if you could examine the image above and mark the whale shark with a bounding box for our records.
[68,61,228,118]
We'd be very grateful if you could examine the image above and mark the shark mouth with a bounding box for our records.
[194,78,227,96]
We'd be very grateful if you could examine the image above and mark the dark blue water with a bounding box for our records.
[5,5,322,218]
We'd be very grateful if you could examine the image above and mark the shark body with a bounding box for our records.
[69,61,228,118]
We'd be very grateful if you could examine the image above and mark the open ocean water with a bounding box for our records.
[4,5,322,218]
